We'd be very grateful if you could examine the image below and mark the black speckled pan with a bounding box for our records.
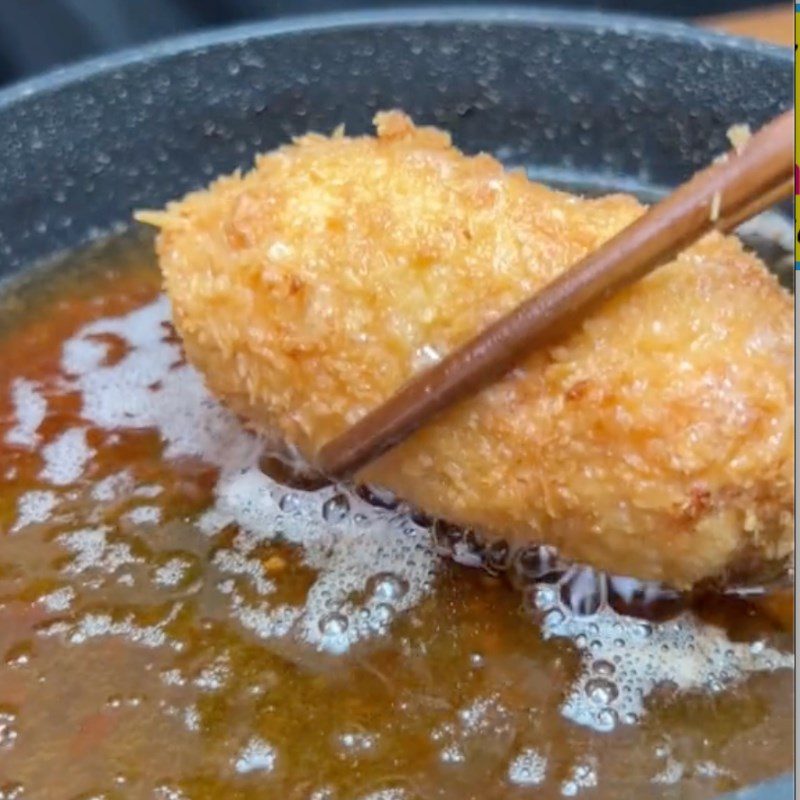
[0,8,792,798]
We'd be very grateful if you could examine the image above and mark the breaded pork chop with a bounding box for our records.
[141,111,794,588]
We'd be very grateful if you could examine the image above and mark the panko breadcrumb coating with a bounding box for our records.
[142,111,794,588]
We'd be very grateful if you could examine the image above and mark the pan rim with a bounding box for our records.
[0,4,791,112]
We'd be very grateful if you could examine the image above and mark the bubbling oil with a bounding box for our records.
[38,286,794,729]
[0,231,793,798]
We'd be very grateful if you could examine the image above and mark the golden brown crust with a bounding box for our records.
[148,111,794,588]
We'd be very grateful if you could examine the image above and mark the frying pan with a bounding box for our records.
[0,8,792,799]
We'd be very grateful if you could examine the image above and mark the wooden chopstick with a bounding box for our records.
[316,110,794,479]
[717,174,793,232]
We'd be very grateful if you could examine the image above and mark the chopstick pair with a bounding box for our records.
[317,110,794,479]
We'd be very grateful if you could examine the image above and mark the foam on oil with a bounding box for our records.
[5,291,793,740]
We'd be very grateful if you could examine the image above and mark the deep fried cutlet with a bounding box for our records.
[140,111,794,588]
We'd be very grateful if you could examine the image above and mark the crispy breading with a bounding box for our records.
[144,111,794,588]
